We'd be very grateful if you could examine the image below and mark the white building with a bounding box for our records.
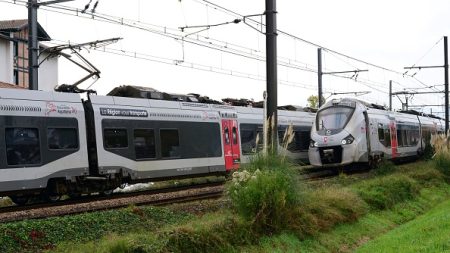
[0,19,58,91]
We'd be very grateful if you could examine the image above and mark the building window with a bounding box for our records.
[134,129,156,159]
[160,129,180,158]
[48,128,79,150]
[6,128,41,166]
[104,129,128,149]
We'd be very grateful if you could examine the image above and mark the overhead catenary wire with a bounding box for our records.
[191,0,409,76]
[41,38,342,93]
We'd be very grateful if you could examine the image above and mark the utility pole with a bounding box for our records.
[403,36,449,133]
[318,48,323,107]
[265,0,278,153]
[444,36,449,133]
[27,0,38,90]
[317,48,368,108]
[389,80,392,111]
[27,0,74,90]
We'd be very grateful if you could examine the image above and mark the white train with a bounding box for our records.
[0,86,314,205]
[308,98,444,167]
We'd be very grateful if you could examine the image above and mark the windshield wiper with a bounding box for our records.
[321,120,328,131]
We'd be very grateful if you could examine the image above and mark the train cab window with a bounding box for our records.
[48,128,79,150]
[160,129,180,158]
[232,127,238,145]
[104,129,128,149]
[134,129,156,159]
[5,128,41,166]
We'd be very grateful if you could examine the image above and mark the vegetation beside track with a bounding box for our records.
[1,153,449,252]
[356,197,450,253]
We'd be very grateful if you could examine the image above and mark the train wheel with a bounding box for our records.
[10,196,29,206]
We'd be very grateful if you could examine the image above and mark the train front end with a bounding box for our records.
[308,99,366,167]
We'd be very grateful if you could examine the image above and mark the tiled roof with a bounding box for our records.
[0,81,24,89]
[0,19,28,30]
[0,19,51,41]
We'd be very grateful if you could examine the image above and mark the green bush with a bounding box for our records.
[354,174,419,210]
[228,154,300,233]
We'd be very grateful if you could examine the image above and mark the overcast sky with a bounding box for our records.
[1,0,450,113]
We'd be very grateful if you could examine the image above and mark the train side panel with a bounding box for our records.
[88,95,226,182]
[0,88,89,195]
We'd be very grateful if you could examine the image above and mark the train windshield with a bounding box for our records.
[317,106,354,131]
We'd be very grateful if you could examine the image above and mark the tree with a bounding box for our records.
[307,95,325,109]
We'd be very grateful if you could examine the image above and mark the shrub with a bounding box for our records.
[354,174,419,210]
[228,154,300,233]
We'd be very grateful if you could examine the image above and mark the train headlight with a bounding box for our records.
[310,140,319,148]
[342,135,354,145]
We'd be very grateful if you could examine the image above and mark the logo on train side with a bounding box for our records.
[100,108,148,117]
[45,102,77,116]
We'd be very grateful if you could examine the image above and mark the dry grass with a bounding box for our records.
[431,133,450,176]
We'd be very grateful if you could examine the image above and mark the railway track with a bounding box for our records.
[0,182,224,223]
[0,165,373,223]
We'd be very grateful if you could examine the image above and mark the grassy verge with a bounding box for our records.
[241,184,450,253]
[0,205,192,252]
[356,197,450,253]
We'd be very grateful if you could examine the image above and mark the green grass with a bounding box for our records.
[0,205,192,253]
[356,197,450,253]
[240,185,450,253]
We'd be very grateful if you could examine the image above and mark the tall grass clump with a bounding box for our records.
[373,159,395,175]
[228,153,300,233]
[354,174,419,210]
[431,133,450,176]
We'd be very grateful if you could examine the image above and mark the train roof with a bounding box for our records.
[328,97,443,120]
[106,85,315,112]
[0,87,81,103]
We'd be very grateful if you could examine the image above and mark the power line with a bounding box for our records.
[191,0,408,76]
[42,39,342,92]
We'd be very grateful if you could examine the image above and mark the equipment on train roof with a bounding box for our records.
[106,85,312,111]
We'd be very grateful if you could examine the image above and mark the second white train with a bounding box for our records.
[308,98,444,167]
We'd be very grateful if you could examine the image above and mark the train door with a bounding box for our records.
[389,120,398,158]
[222,119,241,171]
[363,111,371,157]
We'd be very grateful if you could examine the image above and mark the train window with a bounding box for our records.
[378,128,391,148]
[224,127,230,144]
[48,128,79,150]
[286,130,310,152]
[384,129,391,147]
[104,129,128,149]
[160,129,180,158]
[5,128,41,166]
[378,128,385,142]
[240,129,255,154]
[134,129,156,159]
[317,106,354,131]
[232,127,238,145]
